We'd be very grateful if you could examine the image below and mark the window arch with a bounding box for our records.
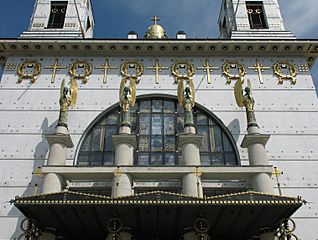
[76,96,240,166]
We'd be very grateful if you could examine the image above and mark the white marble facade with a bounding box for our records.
[0,0,318,239]
[0,51,317,239]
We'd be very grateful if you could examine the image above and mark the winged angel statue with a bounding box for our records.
[119,78,136,127]
[58,79,78,128]
[178,78,196,127]
[234,79,258,127]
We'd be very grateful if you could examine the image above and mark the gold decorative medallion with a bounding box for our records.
[17,60,42,83]
[222,60,246,84]
[120,60,144,83]
[69,60,93,84]
[273,60,297,84]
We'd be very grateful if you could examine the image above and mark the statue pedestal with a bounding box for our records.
[42,126,73,194]
[241,126,274,194]
[179,127,203,197]
[111,129,137,197]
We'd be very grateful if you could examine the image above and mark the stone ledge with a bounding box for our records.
[241,134,270,148]
[45,134,74,148]
[112,134,137,148]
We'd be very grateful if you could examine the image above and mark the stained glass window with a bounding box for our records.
[77,97,239,166]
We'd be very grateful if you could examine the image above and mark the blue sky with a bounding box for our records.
[0,0,317,92]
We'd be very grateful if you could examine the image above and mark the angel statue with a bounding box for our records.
[234,79,258,128]
[178,79,195,127]
[119,78,136,127]
[58,79,78,128]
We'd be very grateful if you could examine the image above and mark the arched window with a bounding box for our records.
[76,96,240,166]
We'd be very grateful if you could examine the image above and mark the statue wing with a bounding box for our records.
[247,79,252,97]
[70,79,78,107]
[119,78,126,107]
[177,79,184,107]
[130,78,136,106]
[234,79,244,107]
[188,79,196,103]
[60,79,65,99]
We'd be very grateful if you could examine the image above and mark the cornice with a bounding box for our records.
[0,39,317,66]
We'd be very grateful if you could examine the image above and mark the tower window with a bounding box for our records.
[47,1,68,29]
[246,1,268,29]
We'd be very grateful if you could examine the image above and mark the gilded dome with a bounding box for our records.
[144,16,168,39]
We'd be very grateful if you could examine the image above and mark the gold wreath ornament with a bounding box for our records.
[17,60,42,83]
[69,60,93,84]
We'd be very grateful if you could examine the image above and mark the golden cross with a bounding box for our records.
[196,59,220,84]
[146,59,168,84]
[32,167,43,195]
[248,59,271,84]
[95,59,117,83]
[45,59,67,83]
[272,167,283,196]
[151,15,160,25]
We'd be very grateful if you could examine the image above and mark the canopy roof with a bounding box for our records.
[13,191,302,240]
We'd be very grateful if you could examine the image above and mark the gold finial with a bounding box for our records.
[151,15,160,25]
[272,167,283,196]
[32,167,43,195]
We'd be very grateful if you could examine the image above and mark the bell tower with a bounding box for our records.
[218,0,295,39]
[20,0,94,39]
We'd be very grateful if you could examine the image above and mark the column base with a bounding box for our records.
[252,173,274,194]
[182,173,203,198]
[112,173,133,197]
[42,173,64,194]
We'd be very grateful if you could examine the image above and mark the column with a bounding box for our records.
[241,126,274,194]
[42,126,73,194]
[179,126,203,198]
[111,126,137,197]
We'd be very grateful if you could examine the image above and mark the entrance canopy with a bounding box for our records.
[13,191,302,240]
